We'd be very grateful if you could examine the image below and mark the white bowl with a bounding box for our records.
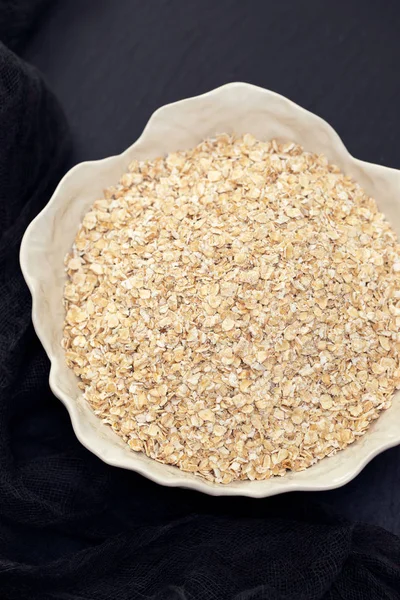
[20,82,400,497]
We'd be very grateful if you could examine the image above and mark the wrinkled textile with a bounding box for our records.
[0,9,400,600]
[0,0,51,50]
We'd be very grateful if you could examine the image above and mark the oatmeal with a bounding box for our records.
[62,135,400,483]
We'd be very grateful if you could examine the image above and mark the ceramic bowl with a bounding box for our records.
[20,82,400,497]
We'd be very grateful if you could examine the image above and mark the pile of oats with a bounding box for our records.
[62,134,400,484]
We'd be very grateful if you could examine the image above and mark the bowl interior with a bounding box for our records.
[21,83,400,496]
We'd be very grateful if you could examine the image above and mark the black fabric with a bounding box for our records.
[0,0,51,51]
[1,5,400,600]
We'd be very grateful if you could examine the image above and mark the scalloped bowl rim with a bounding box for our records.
[20,82,400,497]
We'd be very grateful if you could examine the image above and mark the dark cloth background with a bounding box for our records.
[0,1,400,599]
